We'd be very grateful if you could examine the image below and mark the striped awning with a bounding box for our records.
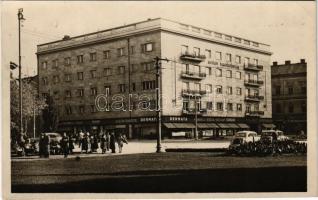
[163,123,195,129]
[197,123,219,129]
[217,123,240,129]
[237,123,250,129]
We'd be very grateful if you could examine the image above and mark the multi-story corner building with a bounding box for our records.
[271,59,307,134]
[37,18,273,138]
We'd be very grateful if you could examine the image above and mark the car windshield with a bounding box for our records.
[235,132,246,137]
[232,138,243,144]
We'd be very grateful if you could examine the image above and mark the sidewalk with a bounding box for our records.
[11,140,231,161]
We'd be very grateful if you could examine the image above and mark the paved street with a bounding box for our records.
[11,150,306,193]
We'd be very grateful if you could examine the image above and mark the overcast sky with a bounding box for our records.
[2,1,316,77]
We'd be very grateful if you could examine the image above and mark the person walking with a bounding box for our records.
[43,133,50,158]
[117,133,128,153]
[106,132,110,152]
[91,134,99,153]
[78,130,84,148]
[81,133,89,154]
[39,133,45,158]
[61,133,70,158]
[110,132,116,153]
[69,133,75,154]
[100,133,107,154]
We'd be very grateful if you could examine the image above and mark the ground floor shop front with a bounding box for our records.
[58,116,275,139]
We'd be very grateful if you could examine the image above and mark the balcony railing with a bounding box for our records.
[244,79,264,87]
[245,95,265,102]
[182,89,207,97]
[180,52,206,62]
[182,108,207,115]
[243,63,263,71]
[181,71,206,80]
[245,111,265,116]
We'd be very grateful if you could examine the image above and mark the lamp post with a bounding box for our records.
[18,8,25,136]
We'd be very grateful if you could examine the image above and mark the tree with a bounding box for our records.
[41,95,59,132]
[10,76,47,139]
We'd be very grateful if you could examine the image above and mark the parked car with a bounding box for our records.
[44,132,62,143]
[260,130,289,142]
[228,131,260,153]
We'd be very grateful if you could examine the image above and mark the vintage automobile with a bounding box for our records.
[228,131,260,153]
[260,130,289,142]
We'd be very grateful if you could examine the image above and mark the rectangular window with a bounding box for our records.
[275,86,281,95]
[227,86,232,95]
[77,72,83,80]
[183,101,189,111]
[206,67,212,75]
[206,84,213,93]
[42,61,47,69]
[244,57,250,65]
[216,102,223,111]
[65,106,72,115]
[142,43,153,52]
[236,87,242,95]
[236,71,241,79]
[42,77,48,85]
[181,45,189,54]
[65,90,72,98]
[226,70,232,78]
[103,68,111,76]
[118,66,125,74]
[53,59,59,68]
[79,106,85,114]
[119,84,126,93]
[253,59,258,66]
[216,68,222,77]
[53,91,59,100]
[216,85,222,94]
[64,57,71,66]
[237,103,242,111]
[105,86,111,95]
[207,102,213,110]
[65,74,71,82]
[53,75,60,83]
[130,46,135,54]
[90,52,97,61]
[77,55,84,63]
[216,51,222,60]
[131,64,137,73]
[117,48,125,57]
[77,89,84,97]
[226,53,232,62]
[143,62,154,71]
[245,104,250,112]
[90,70,97,78]
[235,55,241,64]
[132,83,136,91]
[103,50,110,59]
[227,103,233,111]
[193,47,200,56]
[90,87,97,96]
[142,81,156,90]
[205,49,212,59]
[288,87,294,95]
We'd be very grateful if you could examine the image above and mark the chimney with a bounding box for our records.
[272,61,278,66]
[62,35,71,40]
[300,59,306,64]
[285,60,291,65]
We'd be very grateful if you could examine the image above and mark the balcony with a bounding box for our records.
[244,79,264,87]
[182,109,207,115]
[180,52,206,63]
[243,63,263,71]
[245,111,265,117]
[181,71,207,80]
[182,89,207,97]
[245,95,264,102]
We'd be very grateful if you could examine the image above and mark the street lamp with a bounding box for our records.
[18,8,25,136]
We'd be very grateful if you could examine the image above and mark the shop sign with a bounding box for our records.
[169,116,188,122]
[140,117,157,122]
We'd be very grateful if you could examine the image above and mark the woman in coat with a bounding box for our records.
[110,132,116,153]
[100,133,107,154]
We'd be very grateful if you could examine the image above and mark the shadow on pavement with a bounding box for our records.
[12,166,306,193]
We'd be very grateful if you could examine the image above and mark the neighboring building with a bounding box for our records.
[37,18,273,138]
[271,59,307,134]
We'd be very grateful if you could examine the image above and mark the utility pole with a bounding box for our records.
[195,96,198,140]
[18,8,25,136]
[154,56,169,153]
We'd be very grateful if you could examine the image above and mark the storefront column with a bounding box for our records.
[128,124,133,139]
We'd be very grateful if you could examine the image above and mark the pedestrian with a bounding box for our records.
[86,132,91,153]
[117,133,128,153]
[43,133,50,158]
[69,133,75,154]
[100,133,107,154]
[78,130,84,148]
[106,132,110,151]
[81,133,89,154]
[39,133,45,158]
[110,132,116,153]
[61,132,70,158]
[91,134,99,153]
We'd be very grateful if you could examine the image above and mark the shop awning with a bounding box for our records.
[163,123,195,129]
[217,123,240,129]
[262,123,276,129]
[237,123,250,129]
[197,123,219,129]
[115,125,126,129]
